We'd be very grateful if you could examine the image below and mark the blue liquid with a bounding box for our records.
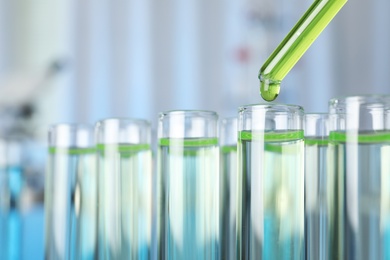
[0,166,23,260]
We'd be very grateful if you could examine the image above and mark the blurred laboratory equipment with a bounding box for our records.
[0,138,24,259]
[0,60,66,260]
[0,60,65,209]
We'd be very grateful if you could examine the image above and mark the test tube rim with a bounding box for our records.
[94,117,151,145]
[48,123,94,148]
[220,116,238,146]
[304,113,330,138]
[221,116,238,124]
[95,117,151,128]
[304,113,329,119]
[49,122,92,130]
[329,94,388,114]
[159,109,218,119]
[238,103,304,115]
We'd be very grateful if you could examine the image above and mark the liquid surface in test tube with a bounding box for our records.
[330,131,390,260]
[158,138,219,260]
[45,147,97,260]
[259,0,347,101]
[238,130,305,259]
[97,144,152,260]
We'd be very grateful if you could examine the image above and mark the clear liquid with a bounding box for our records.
[305,139,340,260]
[237,131,305,259]
[157,138,220,260]
[97,144,152,260]
[330,131,390,260]
[220,146,237,260]
[45,147,97,260]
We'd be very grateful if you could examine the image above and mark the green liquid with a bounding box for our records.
[49,147,96,155]
[241,130,304,142]
[259,0,348,101]
[330,131,390,143]
[260,79,281,103]
[329,131,390,259]
[45,147,97,260]
[97,144,152,259]
[157,138,219,260]
[305,138,329,146]
[237,131,305,259]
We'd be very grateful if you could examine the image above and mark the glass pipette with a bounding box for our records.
[259,0,348,101]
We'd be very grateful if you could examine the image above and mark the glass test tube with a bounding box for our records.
[157,110,220,259]
[304,113,337,260]
[0,138,24,260]
[329,95,390,260]
[237,104,305,260]
[0,139,6,259]
[220,117,238,260]
[46,124,97,260]
[95,118,152,260]
[386,107,390,130]
[383,95,390,130]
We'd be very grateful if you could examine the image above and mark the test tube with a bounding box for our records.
[386,107,390,130]
[95,118,152,259]
[304,113,336,260]
[220,117,238,260]
[383,95,390,130]
[45,124,97,260]
[0,139,6,259]
[329,96,390,260]
[0,138,24,260]
[237,104,305,260]
[157,110,220,259]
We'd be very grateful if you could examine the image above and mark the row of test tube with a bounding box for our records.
[44,95,390,260]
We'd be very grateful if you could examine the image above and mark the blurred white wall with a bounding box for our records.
[0,0,389,125]
[334,0,390,96]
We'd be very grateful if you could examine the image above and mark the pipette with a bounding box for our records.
[259,0,348,101]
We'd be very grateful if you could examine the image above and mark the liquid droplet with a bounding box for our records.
[260,79,281,102]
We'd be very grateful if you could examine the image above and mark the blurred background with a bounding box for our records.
[0,0,389,258]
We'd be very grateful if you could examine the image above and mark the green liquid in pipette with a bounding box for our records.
[259,0,348,101]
